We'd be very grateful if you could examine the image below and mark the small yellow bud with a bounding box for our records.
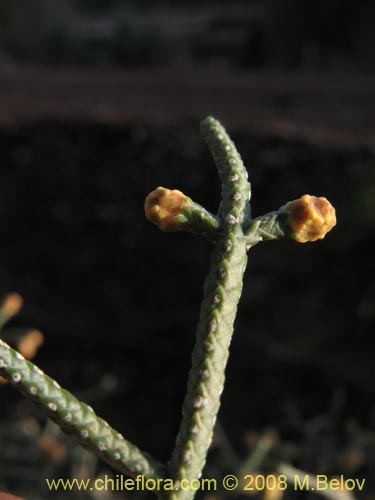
[283,194,336,243]
[144,187,188,231]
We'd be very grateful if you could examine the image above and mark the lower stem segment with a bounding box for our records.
[168,230,248,500]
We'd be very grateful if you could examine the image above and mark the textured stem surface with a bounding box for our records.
[0,339,166,480]
[201,117,251,222]
[168,117,250,499]
[244,210,289,247]
[176,200,222,241]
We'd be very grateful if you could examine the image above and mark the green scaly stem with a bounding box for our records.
[0,338,166,480]
[175,199,222,241]
[244,210,290,247]
[174,206,290,247]
[168,117,250,499]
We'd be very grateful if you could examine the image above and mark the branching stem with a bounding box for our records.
[0,339,166,480]
[168,117,251,500]
[0,116,336,500]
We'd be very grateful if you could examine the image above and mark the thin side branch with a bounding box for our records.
[0,339,166,480]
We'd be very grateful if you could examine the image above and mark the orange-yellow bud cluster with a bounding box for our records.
[283,194,336,243]
[144,187,187,232]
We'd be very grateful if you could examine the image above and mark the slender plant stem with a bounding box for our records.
[1,116,336,500]
[0,339,166,480]
[168,117,250,499]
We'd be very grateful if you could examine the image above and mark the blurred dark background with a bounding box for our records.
[1,0,375,71]
[0,1,374,499]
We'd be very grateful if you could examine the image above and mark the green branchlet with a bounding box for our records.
[244,209,290,248]
[0,338,166,480]
[168,117,251,500]
[175,200,222,240]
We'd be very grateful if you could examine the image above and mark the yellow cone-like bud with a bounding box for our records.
[144,187,188,232]
[283,194,336,243]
